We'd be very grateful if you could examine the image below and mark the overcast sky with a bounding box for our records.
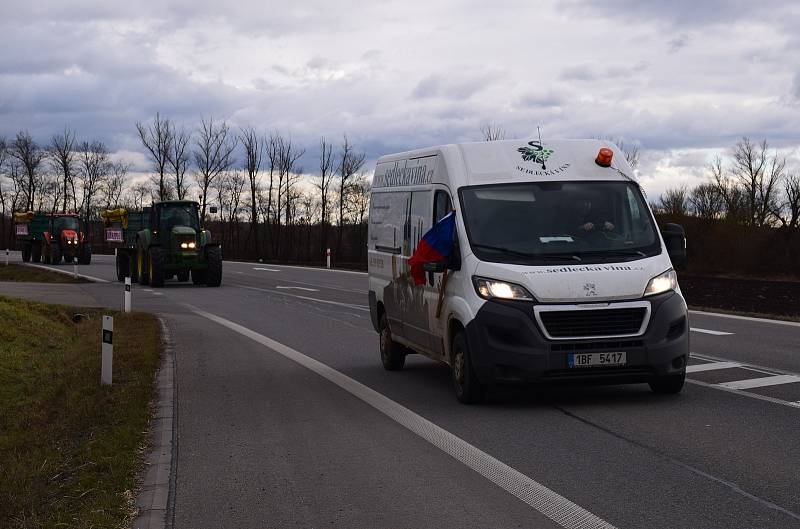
[1,0,799,197]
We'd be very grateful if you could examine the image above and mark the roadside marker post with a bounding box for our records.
[326,248,331,269]
[5,249,8,266]
[73,262,78,279]
[124,277,131,313]
[101,315,113,386]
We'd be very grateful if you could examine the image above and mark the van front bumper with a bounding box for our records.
[464,291,689,385]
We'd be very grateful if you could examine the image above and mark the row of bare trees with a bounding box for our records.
[653,138,800,230]
[0,130,130,247]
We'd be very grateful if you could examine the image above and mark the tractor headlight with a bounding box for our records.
[644,269,678,297]
[188,242,196,249]
[472,277,534,301]
[180,242,188,249]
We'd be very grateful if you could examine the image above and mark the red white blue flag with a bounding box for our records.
[408,212,455,285]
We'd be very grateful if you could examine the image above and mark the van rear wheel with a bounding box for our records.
[379,313,406,371]
[451,332,485,404]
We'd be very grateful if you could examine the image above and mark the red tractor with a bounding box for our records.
[41,213,92,265]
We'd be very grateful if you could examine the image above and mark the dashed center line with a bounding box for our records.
[276,286,320,292]
[253,267,280,272]
[691,328,734,336]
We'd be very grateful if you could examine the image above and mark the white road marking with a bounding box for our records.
[22,263,110,283]
[190,307,617,529]
[142,289,153,292]
[686,379,800,410]
[253,267,280,272]
[719,375,800,390]
[276,286,319,292]
[686,361,742,373]
[239,285,369,311]
[689,309,800,328]
[690,327,733,336]
[226,260,367,276]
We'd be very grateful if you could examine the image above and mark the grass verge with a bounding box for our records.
[0,264,90,283]
[0,295,161,528]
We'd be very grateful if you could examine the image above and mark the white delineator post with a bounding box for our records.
[124,277,131,313]
[5,249,8,266]
[101,315,113,386]
[73,262,78,279]
[326,248,331,269]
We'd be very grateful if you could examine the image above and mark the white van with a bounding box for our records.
[367,139,689,403]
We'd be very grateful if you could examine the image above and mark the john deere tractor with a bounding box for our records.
[102,201,222,287]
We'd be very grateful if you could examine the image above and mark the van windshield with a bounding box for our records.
[459,181,660,265]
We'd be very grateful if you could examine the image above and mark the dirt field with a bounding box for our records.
[679,273,800,319]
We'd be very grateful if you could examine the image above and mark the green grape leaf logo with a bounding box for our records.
[518,141,554,169]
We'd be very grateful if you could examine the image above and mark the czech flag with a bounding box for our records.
[408,212,456,285]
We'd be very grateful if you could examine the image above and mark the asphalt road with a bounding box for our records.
[5,253,800,529]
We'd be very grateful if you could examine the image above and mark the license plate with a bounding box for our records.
[568,352,627,368]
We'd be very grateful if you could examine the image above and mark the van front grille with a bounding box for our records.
[539,308,647,338]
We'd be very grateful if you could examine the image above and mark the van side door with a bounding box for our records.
[421,188,455,360]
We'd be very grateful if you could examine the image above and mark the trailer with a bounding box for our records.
[101,200,222,287]
[14,211,91,264]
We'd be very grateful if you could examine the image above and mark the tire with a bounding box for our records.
[451,332,485,404]
[148,248,165,288]
[22,244,31,262]
[205,246,222,287]
[177,270,190,282]
[191,269,207,285]
[32,243,41,263]
[50,243,62,265]
[649,372,686,394]
[115,252,130,282]
[137,248,149,285]
[79,244,92,265]
[378,312,406,371]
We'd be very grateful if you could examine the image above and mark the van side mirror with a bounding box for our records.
[661,223,687,269]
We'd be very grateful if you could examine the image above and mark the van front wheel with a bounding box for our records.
[451,332,485,404]
[379,313,405,371]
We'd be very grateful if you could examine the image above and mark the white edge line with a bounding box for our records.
[686,378,800,409]
[719,375,800,390]
[22,263,110,283]
[189,306,617,529]
[689,310,800,328]
[690,352,800,378]
[240,285,369,311]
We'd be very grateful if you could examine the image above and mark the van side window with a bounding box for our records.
[433,190,452,223]
[405,191,431,256]
[369,191,410,254]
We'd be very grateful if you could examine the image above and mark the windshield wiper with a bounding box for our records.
[577,249,649,258]
[472,244,582,262]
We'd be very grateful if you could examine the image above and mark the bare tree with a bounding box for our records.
[125,182,150,210]
[48,126,78,211]
[689,182,724,219]
[136,113,173,201]
[77,140,111,225]
[480,122,506,142]
[240,126,264,256]
[168,125,191,200]
[314,136,335,255]
[102,161,130,211]
[8,130,46,211]
[213,171,246,250]
[779,173,800,230]
[656,186,689,216]
[272,135,304,256]
[730,137,784,226]
[336,135,365,255]
[595,135,640,170]
[710,155,747,223]
[0,137,8,245]
[194,117,237,222]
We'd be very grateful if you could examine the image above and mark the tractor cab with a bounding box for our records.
[150,201,202,251]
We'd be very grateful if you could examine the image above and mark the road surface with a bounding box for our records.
[4,253,799,529]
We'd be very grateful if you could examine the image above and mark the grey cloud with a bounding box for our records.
[559,61,648,82]
[411,73,494,100]
[667,33,689,53]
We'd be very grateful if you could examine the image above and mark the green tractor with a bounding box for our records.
[103,201,222,287]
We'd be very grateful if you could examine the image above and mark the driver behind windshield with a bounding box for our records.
[575,198,615,234]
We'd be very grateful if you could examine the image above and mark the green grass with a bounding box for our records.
[0,296,162,528]
[0,264,89,283]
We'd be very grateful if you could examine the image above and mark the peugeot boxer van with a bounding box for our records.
[367,139,689,403]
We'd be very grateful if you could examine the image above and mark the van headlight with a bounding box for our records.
[644,269,678,297]
[473,277,534,301]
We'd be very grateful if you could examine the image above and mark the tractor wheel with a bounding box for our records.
[205,246,222,287]
[50,243,62,265]
[32,243,42,263]
[177,270,190,282]
[79,244,92,265]
[22,244,31,262]
[137,248,149,285]
[115,252,130,282]
[148,248,165,288]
